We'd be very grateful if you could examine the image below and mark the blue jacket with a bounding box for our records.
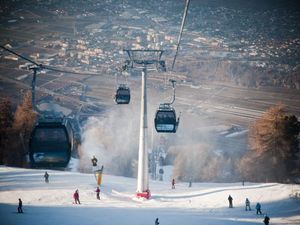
[256,203,261,209]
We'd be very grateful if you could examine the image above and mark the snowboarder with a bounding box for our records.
[95,187,100,200]
[91,156,98,167]
[256,202,262,214]
[245,198,251,211]
[44,171,49,183]
[17,198,23,213]
[155,218,159,225]
[73,189,81,204]
[263,215,270,225]
[228,195,233,208]
[172,178,175,189]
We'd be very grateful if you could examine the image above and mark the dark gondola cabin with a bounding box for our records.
[29,117,73,168]
[154,103,179,133]
[115,84,130,104]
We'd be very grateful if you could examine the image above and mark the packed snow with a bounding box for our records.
[0,166,300,225]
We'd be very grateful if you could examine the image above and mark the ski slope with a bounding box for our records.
[0,166,299,225]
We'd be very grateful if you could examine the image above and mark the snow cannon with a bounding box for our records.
[94,166,104,186]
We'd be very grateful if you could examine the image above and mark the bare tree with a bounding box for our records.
[7,91,37,166]
[239,103,300,182]
[171,144,223,182]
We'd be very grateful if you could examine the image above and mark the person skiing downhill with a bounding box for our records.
[172,178,175,189]
[155,218,159,225]
[95,187,100,200]
[263,215,270,225]
[44,171,49,183]
[17,198,23,213]
[188,178,192,188]
[245,198,251,211]
[73,189,81,204]
[256,202,262,214]
[228,195,233,208]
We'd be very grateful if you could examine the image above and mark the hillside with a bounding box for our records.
[0,166,299,225]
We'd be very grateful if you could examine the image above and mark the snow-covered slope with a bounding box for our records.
[0,166,299,225]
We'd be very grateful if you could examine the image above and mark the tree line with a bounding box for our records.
[171,103,300,183]
[1,92,299,183]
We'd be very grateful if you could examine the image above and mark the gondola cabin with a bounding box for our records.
[29,117,73,168]
[154,103,179,133]
[115,84,130,104]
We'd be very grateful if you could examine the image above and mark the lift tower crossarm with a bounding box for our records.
[123,49,165,70]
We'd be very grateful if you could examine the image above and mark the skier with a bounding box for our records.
[17,198,23,213]
[91,156,98,167]
[73,189,81,204]
[155,218,159,225]
[172,178,175,189]
[228,195,233,208]
[95,187,100,200]
[263,214,270,225]
[188,178,192,188]
[245,198,251,211]
[256,202,262,214]
[44,171,49,183]
[159,168,164,181]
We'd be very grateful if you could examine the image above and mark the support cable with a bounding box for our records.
[0,45,99,76]
[171,0,190,71]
